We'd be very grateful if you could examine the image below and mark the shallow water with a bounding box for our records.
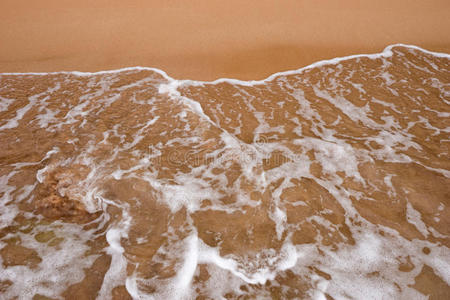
[0,45,449,299]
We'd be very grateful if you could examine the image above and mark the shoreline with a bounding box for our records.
[1,44,449,83]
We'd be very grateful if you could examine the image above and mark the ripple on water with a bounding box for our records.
[0,45,449,299]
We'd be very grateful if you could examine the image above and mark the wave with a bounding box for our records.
[0,44,449,299]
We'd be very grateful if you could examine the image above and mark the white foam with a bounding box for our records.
[173,234,199,296]
[0,96,15,112]
[406,202,429,238]
[158,81,215,127]
[294,137,364,181]
[0,172,20,227]
[36,108,60,129]
[98,198,132,299]
[0,44,446,85]
[196,239,300,286]
[0,220,100,299]
[0,100,34,130]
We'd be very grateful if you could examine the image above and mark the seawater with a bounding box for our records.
[0,44,449,299]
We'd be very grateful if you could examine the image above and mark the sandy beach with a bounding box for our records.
[1,0,449,80]
[1,1,450,298]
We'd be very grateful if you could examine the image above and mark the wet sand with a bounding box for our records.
[1,0,450,80]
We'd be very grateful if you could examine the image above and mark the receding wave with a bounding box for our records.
[0,44,449,299]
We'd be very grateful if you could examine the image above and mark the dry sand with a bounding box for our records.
[1,0,449,80]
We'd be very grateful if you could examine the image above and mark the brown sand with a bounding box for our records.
[1,0,449,80]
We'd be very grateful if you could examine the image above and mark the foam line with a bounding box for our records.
[1,44,448,85]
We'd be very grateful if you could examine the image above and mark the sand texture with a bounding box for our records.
[1,0,449,80]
